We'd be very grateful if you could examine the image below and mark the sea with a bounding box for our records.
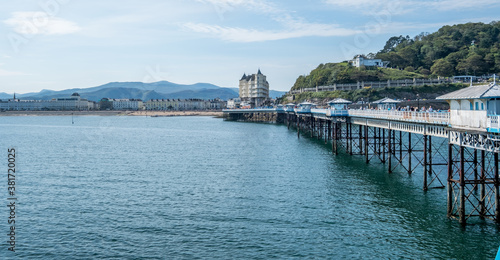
[0,115,499,259]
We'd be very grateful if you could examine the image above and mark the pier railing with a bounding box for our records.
[487,115,500,132]
[289,78,450,94]
[348,110,450,125]
[225,108,450,125]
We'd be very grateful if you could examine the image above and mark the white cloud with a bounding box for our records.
[183,22,360,42]
[187,0,360,42]
[0,69,28,76]
[4,12,80,35]
[323,0,500,13]
[426,0,500,10]
[196,0,278,13]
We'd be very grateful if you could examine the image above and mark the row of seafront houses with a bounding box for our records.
[0,93,227,111]
[275,79,500,133]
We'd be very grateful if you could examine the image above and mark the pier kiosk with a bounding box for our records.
[295,102,316,114]
[372,97,400,110]
[326,98,351,117]
[284,103,296,112]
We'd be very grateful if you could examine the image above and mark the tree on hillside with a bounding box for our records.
[376,22,500,75]
[431,59,454,77]
[380,35,412,53]
[456,54,487,75]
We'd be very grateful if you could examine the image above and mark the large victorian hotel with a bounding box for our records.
[239,69,270,108]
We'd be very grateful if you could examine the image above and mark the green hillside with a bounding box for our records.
[290,83,466,105]
[290,21,499,92]
[376,21,500,76]
[291,63,425,90]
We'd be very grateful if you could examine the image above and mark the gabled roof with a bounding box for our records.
[436,83,500,100]
[372,97,400,104]
[327,98,352,104]
[241,73,247,80]
[299,101,316,106]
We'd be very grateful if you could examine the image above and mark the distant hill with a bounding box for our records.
[163,88,239,100]
[3,81,286,101]
[229,88,286,99]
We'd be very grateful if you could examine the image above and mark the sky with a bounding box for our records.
[0,0,499,94]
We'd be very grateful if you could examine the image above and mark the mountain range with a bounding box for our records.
[0,81,286,101]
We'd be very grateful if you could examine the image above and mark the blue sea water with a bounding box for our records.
[0,115,499,259]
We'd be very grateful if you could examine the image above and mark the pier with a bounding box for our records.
[223,82,500,225]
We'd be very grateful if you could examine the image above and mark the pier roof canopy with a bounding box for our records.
[299,101,316,106]
[327,98,352,104]
[372,97,400,104]
[436,83,500,100]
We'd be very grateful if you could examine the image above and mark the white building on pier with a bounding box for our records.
[437,81,500,131]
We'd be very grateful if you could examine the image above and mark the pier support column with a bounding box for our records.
[297,116,300,139]
[473,150,478,192]
[459,145,466,225]
[382,128,386,163]
[348,123,353,155]
[480,150,486,218]
[359,125,363,155]
[424,135,428,191]
[495,152,500,223]
[311,117,314,138]
[326,120,331,144]
[388,129,392,173]
[408,133,412,175]
[364,125,369,164]
[447,143,453,218]
[333,122,338,155]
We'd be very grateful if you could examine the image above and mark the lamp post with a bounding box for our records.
[417,94,420,111]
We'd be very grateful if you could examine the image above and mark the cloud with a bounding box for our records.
[426,0,500,10]
[183,22,360,42]
[187,0,360,42]
[0,69,28,76]
[323,0,500,13]
[196,0,278,13]
[4,12,80,35]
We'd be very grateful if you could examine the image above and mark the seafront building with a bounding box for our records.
[111,99,143,110]
[227,98,241,109]
[239,69,269,107]
[144,98,226,111]
[0,93,97,111]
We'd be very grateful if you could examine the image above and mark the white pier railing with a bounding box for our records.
[487,115,500,132]
[348,110,450,125]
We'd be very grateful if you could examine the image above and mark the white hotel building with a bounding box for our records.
[239,69,269,107]
[111,99,144,110]
[0,93,97,111]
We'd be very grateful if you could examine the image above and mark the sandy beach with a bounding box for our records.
[127,110,223,117]
[0,110,223,117]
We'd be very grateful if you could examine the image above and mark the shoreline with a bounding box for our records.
[0,110,224,117]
